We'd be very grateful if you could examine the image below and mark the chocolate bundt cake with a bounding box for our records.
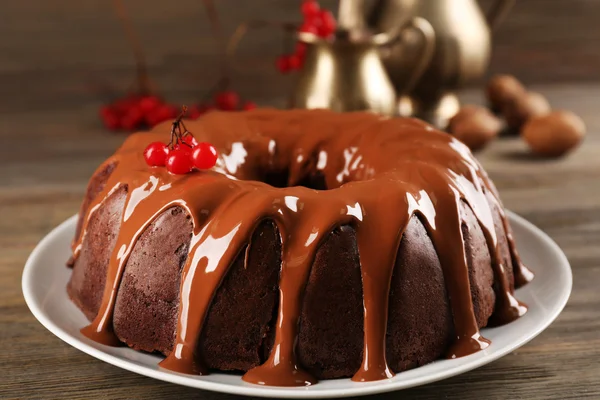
[67,109,533,386]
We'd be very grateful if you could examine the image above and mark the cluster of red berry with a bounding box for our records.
[188,90,257,119]
[276,0,337,74]
[143,107,218,175]
[100,95,177,131]
[101,90,257,132]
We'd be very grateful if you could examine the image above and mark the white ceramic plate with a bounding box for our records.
[23,212,571,398]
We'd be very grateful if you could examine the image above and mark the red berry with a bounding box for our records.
[144,142,169,167]
[139,95,161,114]
[191,142,218,170]
[113,96,139,113]
[182,135,198,147]
[215,91,239,111]
[299,21,319,35]
[188,105,201,119]
[288,54,302,70]
[294,42,307,58]
[102,113,121,130]
[304,14,321,29]
[301,1,320,17]
[243,101,257,110]
[148,105,177,126]
[276,55,291,73]
[121,106,144,130]
[317,10,336,37]
[174,143,194,158]
[100,106,121,130]
[100,105,115,118]
[166,149,193,174]
[145,112,162,127]
[164,105,178,118]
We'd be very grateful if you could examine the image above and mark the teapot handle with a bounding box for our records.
[484,0,516,30]
[374,17,436,94]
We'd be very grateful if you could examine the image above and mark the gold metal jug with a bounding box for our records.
[340,0,515,127]
[291,17,435,116]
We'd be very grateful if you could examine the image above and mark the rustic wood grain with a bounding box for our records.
[1,1,600,399]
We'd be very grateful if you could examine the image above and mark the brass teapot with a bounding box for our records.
[291,17,435,116]
[340,0,515,127]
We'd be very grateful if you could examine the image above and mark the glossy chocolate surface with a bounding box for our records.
[71,109,532,386]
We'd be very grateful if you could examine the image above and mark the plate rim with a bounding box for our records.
[22,211,572,398]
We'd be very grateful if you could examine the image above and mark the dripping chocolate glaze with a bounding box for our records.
[71,109,532,386]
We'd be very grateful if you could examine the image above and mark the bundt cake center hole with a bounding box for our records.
[261,168,328,190]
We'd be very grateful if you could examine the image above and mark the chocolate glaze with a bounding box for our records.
[71,109,532,386]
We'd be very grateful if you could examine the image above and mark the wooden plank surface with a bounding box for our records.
[1,85,599,400]
[1,1,600,399]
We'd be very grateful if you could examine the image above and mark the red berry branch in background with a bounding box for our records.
[100,94,178,131]
[99,0,336,132]
[276,0,337,74]
[99,0,179,132]
[196,0,339,112]
[144,106,218,174]
[187,0,257,119]
[99,0,256,131]
[187,78,258,119]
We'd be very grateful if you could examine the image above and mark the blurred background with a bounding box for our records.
[2,0,597,197]
[2,1,600,399]
[2,0,598,114]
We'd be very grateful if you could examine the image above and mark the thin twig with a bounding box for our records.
[168,106,189,148]
[201,0,231,84]
[226,20,298,59]
[112,0,153,94]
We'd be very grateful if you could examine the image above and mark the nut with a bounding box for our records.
[503,91,551,130]
[448,105,503,151]
[486,74,526,112]
[522,110,585,157]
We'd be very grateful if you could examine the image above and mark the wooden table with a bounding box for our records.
[2,1,600,398]
[2,84,599,399]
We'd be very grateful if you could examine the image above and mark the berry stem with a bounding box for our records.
[112,0,153,95]
[201,0,231,82]
[226,20,299,60]
[168,106,190,149]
